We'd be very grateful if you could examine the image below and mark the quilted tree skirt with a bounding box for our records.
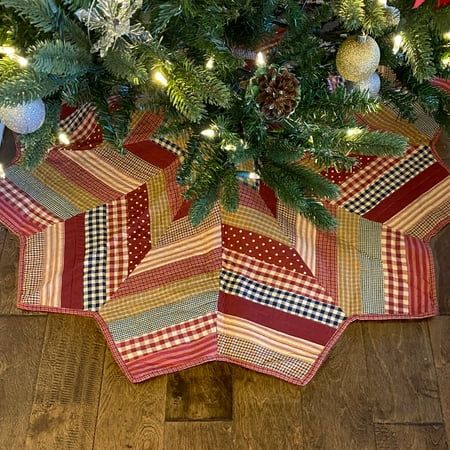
[0,105,449,385]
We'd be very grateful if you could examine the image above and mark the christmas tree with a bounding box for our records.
[0,0,448,228]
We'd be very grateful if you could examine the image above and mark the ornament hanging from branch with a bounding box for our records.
[75,0,151,57]
[0,99,46,134]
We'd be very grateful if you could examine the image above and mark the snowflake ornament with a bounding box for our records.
[76,0,151,57]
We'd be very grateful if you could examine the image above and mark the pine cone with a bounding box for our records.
[256,68,299,120]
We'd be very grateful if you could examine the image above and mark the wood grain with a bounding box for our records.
[232,365,302,450]
[0,231,20,315]
[429,316,450,444]
[164,421,232,450]
[166,362,232,421]
[0,316,46,450]
[25,315,105,450]
[374,424,447,450]
[302,323,375,450]
[431,225,450,315]
[363,320,441,423]
[94,349,166,450]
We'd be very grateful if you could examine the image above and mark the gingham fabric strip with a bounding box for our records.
[217,333,312,380]
[108,291,218,342]
[83,205,108,310]
[359,219,385,314]
[217,312,324,363]
[127,334,217,380]
[115,312,217,362]
[21,233,45,305]
[343,146,435,216]
[220,270,346,328]
[5,165,80,219]
[219,292,337,345]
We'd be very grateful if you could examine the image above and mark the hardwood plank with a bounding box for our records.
[164,421,232,450]
[431,225,450,315]
[429,316,450,444]
[94,349,166,450]
[374,424,447,450]
[0,316,46,450]
[25,315,105,450]
[363,320,441,423]
[166,362,232,421]
[232,366,302,450]
[302,322,375,450]
[0,231,44,316]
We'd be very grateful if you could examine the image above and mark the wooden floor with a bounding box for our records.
[0,138,449,449]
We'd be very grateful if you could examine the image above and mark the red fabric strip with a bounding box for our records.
[61,214,85,310]
[46,151,122,202]
[404,235,432,315]
[218,292,335,345]
[363,163,449,223]
[125,140,177,169]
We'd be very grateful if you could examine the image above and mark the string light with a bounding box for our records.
[0,163,5,179]
[346,127,363,137]
[377,0,387,6]
[58,131,71,145]
[205,57,214,70]
[392,34,403,54]
[443,31,450,41]
[0,46,28,67]
[442,54,450,68]
[152,70,168,87]
[200,128,216,138]
[224,143,236,151]
[255,51,266,68]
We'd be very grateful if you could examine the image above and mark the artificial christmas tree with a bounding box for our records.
[0,0,448,228]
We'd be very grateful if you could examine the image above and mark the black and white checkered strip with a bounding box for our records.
[344,146,434,215]
[220,270,346,328]
[151,137,183,156]
[59,103,95,134]
[83,205,108,311]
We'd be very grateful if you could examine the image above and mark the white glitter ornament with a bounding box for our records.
[384,6,401,28]
[336,35,380,82]
[0,99,46,134]
[346,73,381,98]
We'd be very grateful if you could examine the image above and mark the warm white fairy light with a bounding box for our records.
[255,51,266,68]
[346,127,363,137]
[0,46,28,66]
[58,131,71,145]
[377,0,387,6]
[152,70,168,87]
[205,57,214,70]
[224,143,237,151]
[0,163,5,179]
[392,34,403,54]
[200,128,216,138]
[443,31,450,41]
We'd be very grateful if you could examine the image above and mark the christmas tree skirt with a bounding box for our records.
[0,107,449,385]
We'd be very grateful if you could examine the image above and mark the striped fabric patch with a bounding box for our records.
[83,206,108,310]
[220,269,346,328]
[344,146,434,215]
[108,291,218,342]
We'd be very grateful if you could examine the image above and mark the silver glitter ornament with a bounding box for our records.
[0,99,46,134]
[336,35,380,82]
[346,73,381,98]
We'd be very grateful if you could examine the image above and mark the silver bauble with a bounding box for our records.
[336,35,380,82]
[0,99,46,134]
[346,73,381,98]
[385,6,400,28]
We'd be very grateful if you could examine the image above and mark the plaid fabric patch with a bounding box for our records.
[220,269,346,328]
[115,312,217,362]
[217,334,312,379]
[344,146,434,215]
[83,205,108,310]
[382,227,409,314]
[151,137,183,156]
[22,233,44,305]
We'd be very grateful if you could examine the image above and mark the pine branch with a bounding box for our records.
[104,50,149,85]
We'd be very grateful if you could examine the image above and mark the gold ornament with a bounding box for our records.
[384,6,401,28]
[336,36,380,82]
